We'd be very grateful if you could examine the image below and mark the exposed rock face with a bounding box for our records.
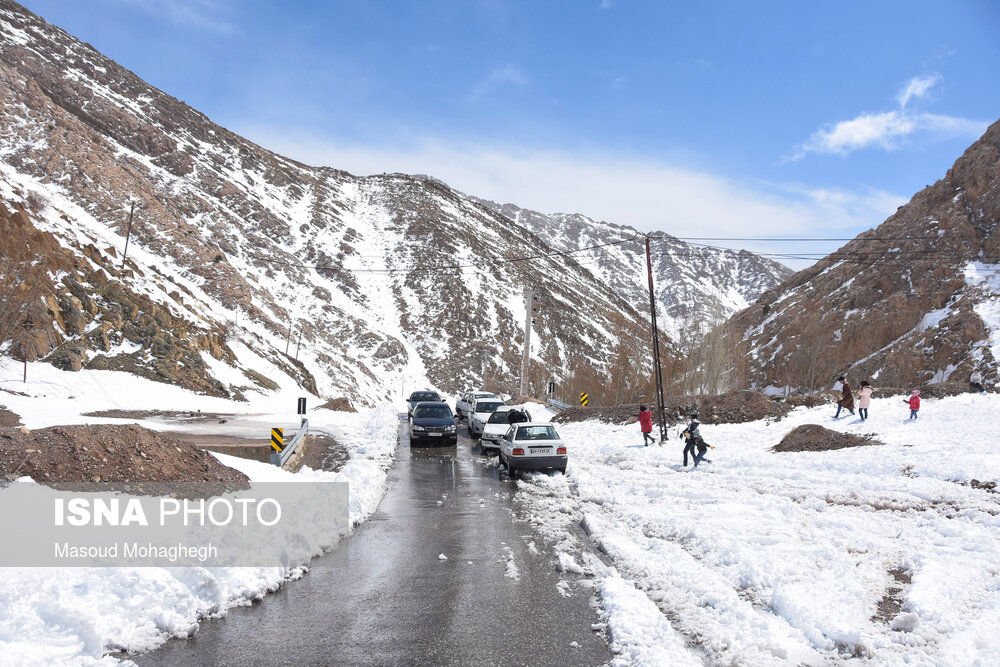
[473,200,793,341]
[0,0,665,403]
[725,118,1000,391]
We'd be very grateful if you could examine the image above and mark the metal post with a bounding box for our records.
[645,237,668,443]
[295,330,302,360]
[121,201,136,270]
[520,287,532,397]
[285,321,292,355]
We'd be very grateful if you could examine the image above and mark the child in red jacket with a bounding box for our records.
[904,390,920,419]
[638,405,654,446]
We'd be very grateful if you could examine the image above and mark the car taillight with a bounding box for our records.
[557,447,567,454]
[512,448,524,456]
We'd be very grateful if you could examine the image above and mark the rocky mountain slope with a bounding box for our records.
[0,0,659,404]
[472,200,793,342]
[724,118,1000,392]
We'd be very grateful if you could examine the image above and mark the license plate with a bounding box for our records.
[530,447,551,454]
[427,432,442,437]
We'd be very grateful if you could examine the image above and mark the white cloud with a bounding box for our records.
[471,66,528,98]
[794,74,987,159]
[796,111,986,158]
[242,128,903,267]
[897,73,941,108]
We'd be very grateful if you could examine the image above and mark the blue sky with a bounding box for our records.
[18,0,1000,264]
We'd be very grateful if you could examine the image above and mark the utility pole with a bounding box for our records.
[121,201,136,270]
[645,237,668,443]
[519,287,532,397]
[285,321,293,355]
[295,330,303,360]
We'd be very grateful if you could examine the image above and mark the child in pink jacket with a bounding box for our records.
[904,390,920,419]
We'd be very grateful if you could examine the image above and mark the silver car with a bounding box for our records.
[457,391,499,420]
[498,423,567,477]
[467,398,506,438]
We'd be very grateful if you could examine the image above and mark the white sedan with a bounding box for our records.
[480,406,532,450]
[498,423,567,477]
[467,398,506,438]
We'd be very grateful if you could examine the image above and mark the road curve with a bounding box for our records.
[141,415,612,666]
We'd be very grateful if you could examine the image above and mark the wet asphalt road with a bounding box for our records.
[141,415,612,667]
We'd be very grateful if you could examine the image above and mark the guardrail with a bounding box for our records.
[270,419,309,467]
[546,398,572,410]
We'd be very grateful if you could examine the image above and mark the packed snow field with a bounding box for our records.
[0,360,399,666]
[514,393,1000,666]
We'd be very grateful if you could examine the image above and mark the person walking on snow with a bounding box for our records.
[638,405,655,446]
[857,381,873,421]
[904,390,920,419]
[834,376,855,418]
[681,415,712,467]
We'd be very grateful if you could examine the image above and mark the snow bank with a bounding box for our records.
[513,392,1000,665]
[0,389,399,664]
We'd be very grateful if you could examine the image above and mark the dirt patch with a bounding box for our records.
[873,568,912,624]
[319,397,356,413]
[0,424,249,490]
[553,390,790,426]
[772,424,885,452]
[297,433,350,473]
[0,407,22,427]
[970,479,998,494]
[782,394,828,409]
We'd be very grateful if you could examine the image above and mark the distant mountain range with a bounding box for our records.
[472,199,793,341]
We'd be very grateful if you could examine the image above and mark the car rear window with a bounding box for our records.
[413,405,452,419]
[515,425,558,441]
[474,401,503,414]
[474,393,497,400]
[487,410,511,424]
[410,392,439,401]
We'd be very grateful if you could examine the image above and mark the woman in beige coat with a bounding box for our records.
[857,380,873,421]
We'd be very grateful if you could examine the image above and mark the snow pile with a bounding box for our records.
[513,392,1000,665]
[0,363,399,665]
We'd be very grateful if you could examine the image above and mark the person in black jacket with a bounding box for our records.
[507,408,529,424]
[681,415,711,467]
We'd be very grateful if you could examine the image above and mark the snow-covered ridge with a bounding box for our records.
[0,0,652,403]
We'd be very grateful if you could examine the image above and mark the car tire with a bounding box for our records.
[557,467,567,474]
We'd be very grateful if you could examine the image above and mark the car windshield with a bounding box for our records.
[413,405,452,419]
[487,411,511,424]
[515,425,559,441]
[474,401,503,414]
[410,392,439,402]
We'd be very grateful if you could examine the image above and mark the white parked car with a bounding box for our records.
[467,397,506,438]
[498,423,567,476]
[456,391,499,420]
[480,406,531,451]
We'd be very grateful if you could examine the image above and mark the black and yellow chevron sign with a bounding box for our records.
[271,427,284,452]
[580,392,589,406]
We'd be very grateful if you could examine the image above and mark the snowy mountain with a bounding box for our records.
[0,0,660,404]
[472,200,793,341]
[725,118,1000,391]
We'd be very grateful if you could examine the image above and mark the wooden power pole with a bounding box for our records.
[519,287,532,397]
[645,237,668,442]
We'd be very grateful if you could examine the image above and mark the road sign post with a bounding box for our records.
[297,398,307,415]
